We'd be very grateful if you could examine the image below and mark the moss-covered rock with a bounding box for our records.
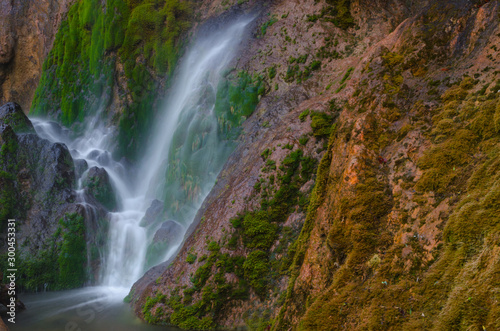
[82,166,117,211]
[0,102,35,134]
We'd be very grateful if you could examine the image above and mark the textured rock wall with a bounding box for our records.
[0,0,73,112]
[0,102,107,290]
[132,0,500,329]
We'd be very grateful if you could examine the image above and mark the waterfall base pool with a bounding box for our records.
[4,287,179,331]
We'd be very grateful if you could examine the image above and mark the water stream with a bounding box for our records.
[9,15,254,330]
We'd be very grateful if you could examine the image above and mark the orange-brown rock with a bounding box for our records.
[0,0,73,112]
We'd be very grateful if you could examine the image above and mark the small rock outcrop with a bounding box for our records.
[152,220,184,245]
[0,103,106,290]
[74,158,88,178]
[82,166,117,211]
[145,220,184,268]
[0,103,34,133]
[140,199,166,227]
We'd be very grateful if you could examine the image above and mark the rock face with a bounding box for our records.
[82,166,117,211]
[0,0,73,111]
[131,0,500,330]
[74,158,88,178]
[152,221,184,245]
[145,220,185,267]
[0,102,34,133]
[0,317,9,331]
[140,199,166,228]
[0,102,106,290]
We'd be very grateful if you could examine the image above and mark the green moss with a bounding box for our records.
[0,171,16,227]
[268,66,277,79]
[12,213,87,291]
[242,211,278,250]
[284,58,322,83]
[416,129,477,193]
[32,0,191,161]
[382,52,405,67]
[143,144,320,327]
[310,111,335,138]
[299,135,309,145]
[299,109,310,122]
[123,289,134,303]
[0,112,34,134]
[340,67,354,85]
[275,123,339,329]
[82,171,117,210]
[415,79,494,194]
[214,71,265,139]
[307,0,355,30]
[57,213,87,289]
[259,14,278,37]
[261,148,272,161]
[243,250,269,297]
[495,98,500,133]
[186,253,197,264]
[143,292,167,324]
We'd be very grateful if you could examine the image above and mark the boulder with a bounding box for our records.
[140,199,165,227]
[74,158,88,178]
[152,220,184,245]
[145,220,184,268]
[0,102,34,133]
[82,166,117,211]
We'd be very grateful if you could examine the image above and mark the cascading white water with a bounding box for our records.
[31,16,255,291]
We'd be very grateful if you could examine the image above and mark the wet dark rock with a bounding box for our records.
[152,220,184,245]
[74,158,88,178]
[0,102,34,133]
[0,103,103,290]
[86,149,100,160]
[140,199,166,227]
[145,220,184,269]
[82,166,117,211]
[86,149,113,167]
[0,123,16,146]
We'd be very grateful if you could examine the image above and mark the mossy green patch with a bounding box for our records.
[7,213,88,291]
[307,0,355,30]
[58,213,87,289]
[214,71,265,139]
[32,0,191,161]
[142,147,319,327]
[310,111,336,138]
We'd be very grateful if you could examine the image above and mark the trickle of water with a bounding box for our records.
[31,15,255,290]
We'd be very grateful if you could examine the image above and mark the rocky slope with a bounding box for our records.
[0,0,73,112]
[0,0,498,329]
[130,0,500,330]
[0,102,107,291]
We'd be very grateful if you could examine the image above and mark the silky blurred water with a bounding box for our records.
[13,14,255,330]
[7,287,179,331]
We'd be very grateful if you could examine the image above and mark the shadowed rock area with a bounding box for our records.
[0,102,107,291]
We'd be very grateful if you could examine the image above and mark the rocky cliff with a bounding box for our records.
[130,0,500,330]
[0,0,498,329]
[0,0,73,112]
[0,102,107,291]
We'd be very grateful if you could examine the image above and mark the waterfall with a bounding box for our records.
[31,15,255,290]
